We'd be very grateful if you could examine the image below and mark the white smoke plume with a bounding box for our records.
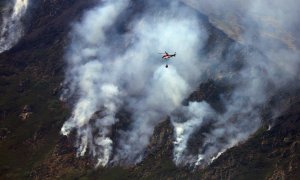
[0,0,29,53]
[61,0,208,166]
[172,101,216,165]
[61,0,300,167]
[172,0,300,166]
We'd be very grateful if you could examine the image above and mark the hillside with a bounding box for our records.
[0,0,299,179]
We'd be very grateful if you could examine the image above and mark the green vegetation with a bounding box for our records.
[0,74,67,178]
[0,0,300,179]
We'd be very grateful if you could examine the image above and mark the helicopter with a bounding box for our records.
[159,51,176,68]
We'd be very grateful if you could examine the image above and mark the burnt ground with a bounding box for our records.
[0,0,300,179]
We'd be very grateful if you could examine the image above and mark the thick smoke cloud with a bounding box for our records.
[172,0,300,166]
[0,0,29,53]
[172,101,216,165]
[61,0,207,166]
[62,0,300,167]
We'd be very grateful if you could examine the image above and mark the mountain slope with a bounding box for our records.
[0,0,299,179]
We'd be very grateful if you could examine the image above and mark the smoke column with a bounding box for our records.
[61,0,300,167]
[172,0,300,166]
[0,0,29,53]
[61,0,208,166]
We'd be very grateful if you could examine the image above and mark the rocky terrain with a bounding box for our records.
[0,0,299,179]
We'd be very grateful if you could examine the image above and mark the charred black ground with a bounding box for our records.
[0,0,299,179]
